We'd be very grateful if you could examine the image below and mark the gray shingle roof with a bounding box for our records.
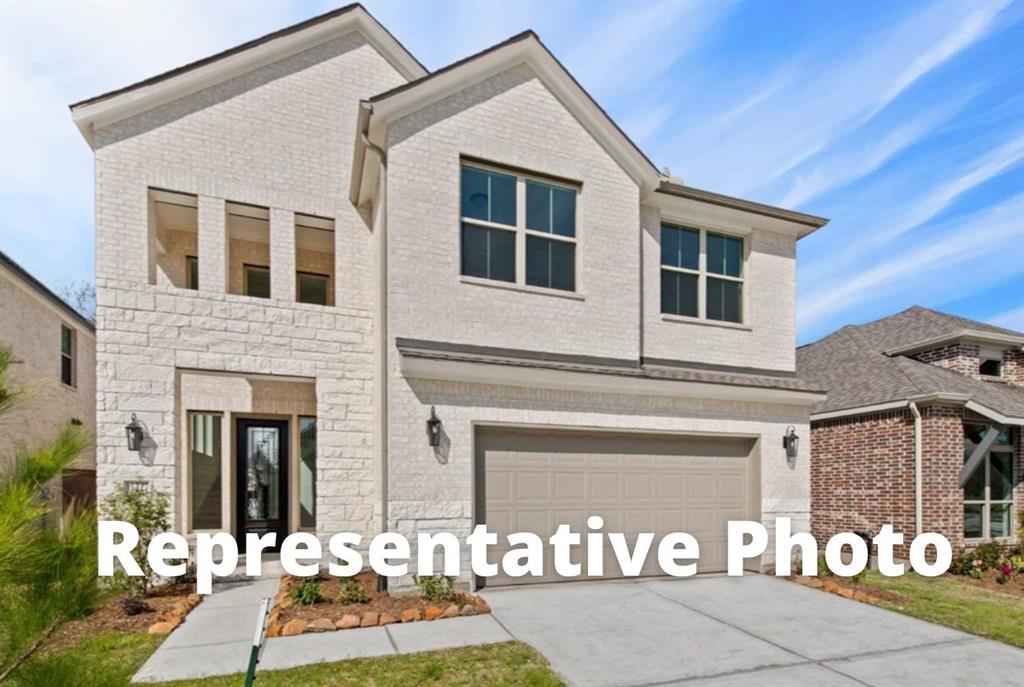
[798,308,1024,420]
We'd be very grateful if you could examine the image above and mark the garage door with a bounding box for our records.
[477,429,757,587]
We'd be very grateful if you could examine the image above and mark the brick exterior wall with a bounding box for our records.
[919,405,966,551]
[1003,349,1024,387]
[913,343,1024,388]
[811,410,916,558]
[0,270,96,471]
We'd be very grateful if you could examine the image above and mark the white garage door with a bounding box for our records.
[477,429,757,587]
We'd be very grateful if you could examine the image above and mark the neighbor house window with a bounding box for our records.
[189,413,222,530]
[185,255,199,290]
[979,352,1003,377]
[963,423,1014,540]
[660,223,744,323]
[299,417,317,529]
[460,162,578,291]
[60,324,75,387]
[244,264,271,299]
[297,272,329,305]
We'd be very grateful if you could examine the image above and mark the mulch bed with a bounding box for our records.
[268,571,489,637]
[48,583,200,651]
[956,570,1024,599]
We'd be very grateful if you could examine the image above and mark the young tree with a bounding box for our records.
[0,346,99,683]
[57,280,96,323]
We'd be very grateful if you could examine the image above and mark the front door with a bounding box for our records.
[236,419,289,548]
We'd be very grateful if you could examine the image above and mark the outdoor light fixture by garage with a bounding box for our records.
[125,413,144,451]
[426,406,442,447]
[783,425,799,460]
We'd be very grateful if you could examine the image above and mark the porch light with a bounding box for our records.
[783,425,799,460]
[426,406,442,447]
[125,413,144,451]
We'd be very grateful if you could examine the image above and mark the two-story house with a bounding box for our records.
[70,4,828,587]
[0,250,97,512]
[799,306,1023,557]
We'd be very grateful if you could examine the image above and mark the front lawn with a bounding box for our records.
[11,633,563,687]
[855,570,1024,648]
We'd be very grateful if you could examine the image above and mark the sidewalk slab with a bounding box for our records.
[260,627,394,671]
[387,615,511,654]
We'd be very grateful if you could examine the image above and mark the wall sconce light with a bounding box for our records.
[426,406,442,447]
[783,425,799,460]
[125,413,144,451]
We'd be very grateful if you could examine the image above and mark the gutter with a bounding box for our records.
[909,401,922,537]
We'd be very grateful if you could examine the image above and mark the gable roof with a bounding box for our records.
[69,4,427,148]
[351,30,663,201]
[0,250,95,333]
[797,310,1024,423]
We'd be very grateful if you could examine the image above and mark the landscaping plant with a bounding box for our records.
[0,345,100,683]
[338,576,370,604]
[100,482,170,599]
[290,581,324,605]
[414,575,458,602]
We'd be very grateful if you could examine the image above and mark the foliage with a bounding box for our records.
[57,280,96,322]
[290,581,324,606]
[0,344,99,683]
[100,483,171,598]
[414,575,459,603]
[337,577,370,605]
[6,632,161,687]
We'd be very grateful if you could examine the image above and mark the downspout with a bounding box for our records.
[362,124,390,592]
[909,401,922,537]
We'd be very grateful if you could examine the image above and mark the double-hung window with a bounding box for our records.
[460,162,578,292]
[660,223,744,323]
[60,324,75,387]
[963,424,1014,540]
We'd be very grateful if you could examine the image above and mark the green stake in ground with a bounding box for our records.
[244,597,272,687]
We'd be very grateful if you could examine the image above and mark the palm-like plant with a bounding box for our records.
[0,345,99,683]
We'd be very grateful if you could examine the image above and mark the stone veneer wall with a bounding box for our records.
[92,32,406,541]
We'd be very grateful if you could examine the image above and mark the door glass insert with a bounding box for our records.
[245,426,280,521]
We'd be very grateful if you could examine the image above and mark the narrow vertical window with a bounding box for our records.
[963,424,1015,540]
[295,214,335,306]
[148,188,198,289]
[659,224,699,317]
[189,413,222,530]
[227,202,270,298]
[706,232,743,323]
[60,324,75,387]
[185,255,199,290]
[299,417,317,529]
[460,165,516,282]
[244,265,271,299]
[525,180,577,291]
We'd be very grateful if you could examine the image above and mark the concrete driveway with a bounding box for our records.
[481,575,1024,687]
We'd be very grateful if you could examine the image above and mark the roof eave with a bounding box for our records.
[885,329,1024,356]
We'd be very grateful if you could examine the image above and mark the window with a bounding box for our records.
[189,413,222,530]
[460,163,578,291]
[963,424,1014,540]
[185,255,199,290]
[297,272,329,305]
[60,324,75,387]
[244,265,271,299]
[979,357,1002,377]
[660,223,744,323]
[299,418,317,529]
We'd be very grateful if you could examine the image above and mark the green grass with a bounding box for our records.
[8,634,562,687]
[858,570,1024,648]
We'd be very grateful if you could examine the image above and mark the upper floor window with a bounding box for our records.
[148,188,198,289]
[295,214,335,306]
[244,264,271,299]
[660,223,744,323]
[60,324,75,387]
[979,349,1003,377]
[228,202,270,298]
[460,163,578,292]
[185,255,199,290]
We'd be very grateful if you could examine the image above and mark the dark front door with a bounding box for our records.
[236,419,289,548]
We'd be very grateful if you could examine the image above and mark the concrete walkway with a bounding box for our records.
[480,575,1024,687]
[132,578,511,683]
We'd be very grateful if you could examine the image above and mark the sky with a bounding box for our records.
[1,0,1021,343]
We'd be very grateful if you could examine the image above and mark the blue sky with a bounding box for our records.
[1,0,1021,343]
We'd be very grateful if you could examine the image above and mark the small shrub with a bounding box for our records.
[120,597,152,616]
[101,483,171,598]
[816,553,831,576]
[338,577,370,605]
[290,581,324,606]
[414,575,457,602]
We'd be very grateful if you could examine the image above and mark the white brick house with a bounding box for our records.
[71,5,828,587]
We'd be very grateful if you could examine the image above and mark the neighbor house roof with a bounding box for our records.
[68,3,427,147]
[856,305,1024,355]
[798,308,1024,424]
[0,250,95,333]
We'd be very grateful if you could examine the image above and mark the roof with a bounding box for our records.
[656,180,829,233]
[69,4,427,147]
[354,29,663,196]
[797,309,1024,422]
[857,305,1024,354]
[397,338,824,395]
[0,250,96,333]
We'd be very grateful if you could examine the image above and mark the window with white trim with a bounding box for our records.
[460,163,578,292]
[963,423,1014,540]
[660,223,744,323]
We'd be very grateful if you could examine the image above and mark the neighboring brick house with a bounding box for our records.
[69,4,831,587]
[799,306,1024,556]
[0,250,97,511]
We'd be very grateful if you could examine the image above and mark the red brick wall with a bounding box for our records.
[1004,349,1024,387]
[810,409,916,558]
[919,405,965,551]
[913,344,979,377]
